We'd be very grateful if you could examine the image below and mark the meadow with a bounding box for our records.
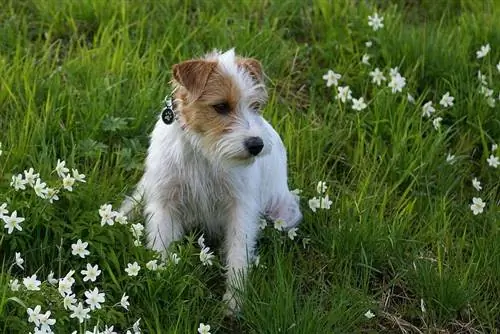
[1,0,499,333]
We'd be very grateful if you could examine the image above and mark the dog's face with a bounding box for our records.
[172,49,271,165]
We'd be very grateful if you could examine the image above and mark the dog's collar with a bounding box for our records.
[161,95,177,125]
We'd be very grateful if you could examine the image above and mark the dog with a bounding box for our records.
[121,49,302,311]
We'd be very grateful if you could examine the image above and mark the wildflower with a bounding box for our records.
[72,169,86,183]
[486,97,496,108]
[0,202,8,219]
[197,234,206,248]
[114,211,128,225]
[487,154,499,168]
[130,223,144,239]
[407,93,416,104]
[15,252,24,269]
[81,263,101,282]
[259,218,267,230]
[446,153,456,164]
[478,71,488,86]
[320,194,332,209]
[125,262,141,276]
[198,323,211,334]
[274,219,286,231]
[84,287,105,310]
[3,210,25,234]
[322,70,341,87]
[133,239,142,247]
[470,197,486,215]
[45,187,60,204]
[169,253,180,265]
[481,87,494,97]
[58,271,75,296]
[120,293,130,310]
[388,73,406,93]
[24,168,39,187]
[492,143,498,151]
[38,310,56,331]
[316,181,327,194]
[9,279,20,291]
[23,274,41,291]
[336,86,352,103]
[55,159,69,178]
[10,174,28,191]
[308,197,321,212]
[361,53,370,65]
[62,174,76,191]
[389,67,399,78]
[71,239,90,258]
[369,67,386,86]
[102,325,117,334]
[476,44,490,59]
[63,294,77,310]
[199,247,215,266]
[368,13,384,31]
[420,298,426,313]
[472,177,482,191]
[132,318,141,333]
[432,117,443,130]
[288,227,298,240]
[27,305,42,326]
[146,260,158,271]
[99,204,115,226]
[364,310,375,319]
[439,92,454,107]
[422,101,435,117]
[69,302,91,323]
[365,40,373,48]
[352,97,367,111]
[33,178,48,199]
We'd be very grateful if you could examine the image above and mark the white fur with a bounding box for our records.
[121,50,302,311]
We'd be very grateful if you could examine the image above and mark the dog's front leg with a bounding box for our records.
[223,203,259,312]
[144,201,184,254]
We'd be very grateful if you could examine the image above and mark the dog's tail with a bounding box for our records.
[119,178,145,218]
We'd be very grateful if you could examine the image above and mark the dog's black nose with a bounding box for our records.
[244,136,264,156]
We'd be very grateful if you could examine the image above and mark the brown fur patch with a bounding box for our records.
[237,57,263,82]
[172,60,217,102]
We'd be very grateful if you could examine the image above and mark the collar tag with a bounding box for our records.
[161,97,175,125]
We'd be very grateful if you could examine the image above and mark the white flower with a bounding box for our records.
[120,293,130,310]
[274,219,286,231]
[133,239,142,247]
[146,260,158,271]
[259,218,267,230]
[308,197,321,213]
[9,279,20,291]
[15,252,24,269]
[487,154,499,168]
[389,67,399,78]
[69,302,91,323]
[361,53,370,65]
[114,211,128,225]
[63,293,77,310]
[27,305,42,326]
[199,247,215,266]
[55,159,69,178]
[322,69,341,87]
[198,323,211,334]
[72,169,86,183]
[478,71,488,86]
[290,188,302,196]
[23,274,41,291]
[197,234,206,248]
[422,101,435,117]
[287,227,298,240]
[132,318,141,333]
[368,13,384,31]
[46,188,60,203]
[446,153,456,164]
[169,253,180,265]
[81,263,101,282]
[38,310,56,331]
[492,143,498,151]
[103,325,117,334]
[388,73,406,93]
[130,223,144,239]
[3,210,25,234]
[364,310,375,319]
[99,204,116,226]
[320,195,332,210]
[316,181,327,194]
[10,174,28,191]
[420,298,426,313]
[476,43,490,59]
[125,262,141,276]
[0,142,2,156]
[472,177,482,191]
[336,86,352,103]
[369,68,386,86]
[24,168,40,187]
[33,178,48,199]
[439,92,454,107]
[62,174,76,191]
[0,202,8,219]
[486,96,496,108]
[470,197,486,215]
[58,271,75,296]
[407,93,416,104]
[365,40,373,47]
[352,97,367,111]
[71,239,90,258]
[84,287,105,310]
[432,117,443,130]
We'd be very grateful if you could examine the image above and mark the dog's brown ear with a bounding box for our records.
[172,60,217,101]
[238,58,263,82]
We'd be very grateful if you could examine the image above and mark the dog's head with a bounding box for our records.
[171,49,271,165]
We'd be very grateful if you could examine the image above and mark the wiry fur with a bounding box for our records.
[121,49,302,312]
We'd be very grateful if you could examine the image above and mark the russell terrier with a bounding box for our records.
[121,49,302,311]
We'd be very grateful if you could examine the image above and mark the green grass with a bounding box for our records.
[1,0,500,333]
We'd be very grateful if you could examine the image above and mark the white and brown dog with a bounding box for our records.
[121,49,301,311]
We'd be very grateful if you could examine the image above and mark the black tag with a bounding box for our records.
[161,107,174,124]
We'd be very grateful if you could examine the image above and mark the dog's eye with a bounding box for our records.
[212,102,231,115]
[249,102,261,113]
